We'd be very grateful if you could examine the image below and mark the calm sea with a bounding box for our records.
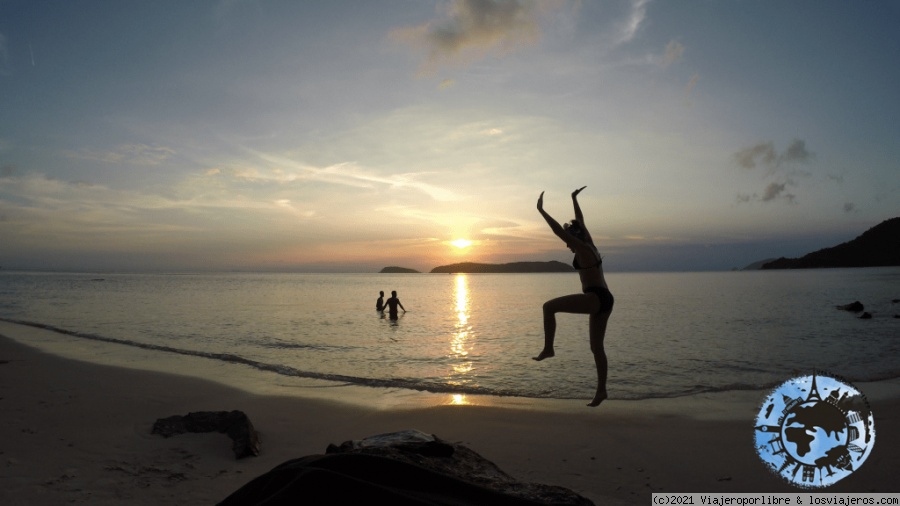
[1,269,898,402]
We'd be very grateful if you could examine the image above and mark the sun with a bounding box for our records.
[451,238,472,249]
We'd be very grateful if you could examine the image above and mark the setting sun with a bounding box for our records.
[451,239,472,249]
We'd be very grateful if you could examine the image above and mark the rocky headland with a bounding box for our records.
[762,217,900,269]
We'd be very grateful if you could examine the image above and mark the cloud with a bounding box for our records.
[734,142,777,170]
[781,138,813,164]
[734,139,815,205]
[66,144,176,166]
[760,182,786,202]
[661,39,684,67]
[734,139,814,172]
[246,151,462,202]
[735,183,796,205]
[0,169,328,263]
[616,0,649,45]
[391,0,561,75]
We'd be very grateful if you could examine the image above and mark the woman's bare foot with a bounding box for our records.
[587,390,607,407]
[532,349,555,361]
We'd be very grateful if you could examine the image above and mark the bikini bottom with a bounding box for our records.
[583,286,614,314]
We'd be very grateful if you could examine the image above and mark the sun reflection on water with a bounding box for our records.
[449,274,475,381]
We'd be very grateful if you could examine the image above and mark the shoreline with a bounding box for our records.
[4,319,899,414]
[2,323,899,504]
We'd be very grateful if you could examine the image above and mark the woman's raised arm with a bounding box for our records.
[539,191,578,245]
[571,186,594,243]
[571,186,586,223]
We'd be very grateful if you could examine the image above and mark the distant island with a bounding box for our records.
[378,266,421,273]
[762,217,900,269]
[430,261,574,274]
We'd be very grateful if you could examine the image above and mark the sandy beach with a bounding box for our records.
[2,322,898,505]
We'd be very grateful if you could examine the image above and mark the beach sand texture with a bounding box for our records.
[2,323,898,505]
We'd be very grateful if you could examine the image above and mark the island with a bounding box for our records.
[762,217,900,269]
[378,266,421,273]
[430,261,574,274]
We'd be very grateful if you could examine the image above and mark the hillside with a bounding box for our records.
[762,217,900,269]
[740,258,778,271]
[430,261,574,274]
[378,266,421,273]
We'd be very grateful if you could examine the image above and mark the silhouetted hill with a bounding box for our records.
[741,258,779,271]
[762,217,900,269]
[430,261,574,274]
[379,266,420,273]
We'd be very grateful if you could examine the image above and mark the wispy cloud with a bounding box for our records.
[615,0,649,45]
[65,144,176,166]
[0,169,325,259]
[245,150,463,202]
[391,0,561,75]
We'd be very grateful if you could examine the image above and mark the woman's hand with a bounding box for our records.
[537,191,545,211]
[572,186,586,199]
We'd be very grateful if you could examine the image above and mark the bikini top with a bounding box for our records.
[573,246,603,271]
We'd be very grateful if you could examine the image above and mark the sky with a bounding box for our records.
[1,0,898,273]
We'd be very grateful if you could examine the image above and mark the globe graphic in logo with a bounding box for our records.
[781,400,847,465]
[754,373,875,488]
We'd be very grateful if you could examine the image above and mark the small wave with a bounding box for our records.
[0,318,534,398]
[257,341,357,352]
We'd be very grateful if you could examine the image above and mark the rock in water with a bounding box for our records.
[836,301,864,312]
[152,410,260,459]
[218,429,594,505]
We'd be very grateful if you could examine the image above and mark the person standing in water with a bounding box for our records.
[376,291,385,311]
[383,290,406,320]
[534,187,614,407]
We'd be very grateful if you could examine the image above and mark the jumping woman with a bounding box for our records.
[534,187,614,407]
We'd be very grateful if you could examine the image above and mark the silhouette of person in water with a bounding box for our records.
[534,187,614,407]
[383,290,406,319]
[376,291,385,311]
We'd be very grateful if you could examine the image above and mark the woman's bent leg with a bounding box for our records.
[534,293,599,361]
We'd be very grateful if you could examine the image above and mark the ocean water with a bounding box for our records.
[0,268,898,402]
